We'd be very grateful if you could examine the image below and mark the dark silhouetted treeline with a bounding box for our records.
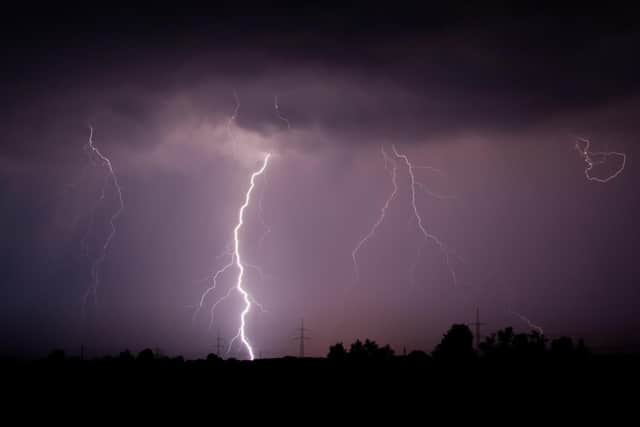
[2,323,639,406]
[0,323,629,369]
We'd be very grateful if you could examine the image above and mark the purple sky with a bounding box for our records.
[1,7,640,358]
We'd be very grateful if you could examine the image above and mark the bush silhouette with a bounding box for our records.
[137,348,155,362]
[327,342,347,360]
[433,324,475,361]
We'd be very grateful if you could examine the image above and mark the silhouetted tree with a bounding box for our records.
[118,350,134,362]
[528,330,548,354]
[345,339,395,361]
[363,339,379,357]
[349,339,366,360]
[206,353,222,363]
[497,327,515,350]
[47,349,66,362]
[479,333,497,357]
[551,336,575,358]
[377,344,395,360]
[327,342,347,360]
[576,338,590,358]
[481,328,548,360]
[407,350,430,362]
[433,324,475,361]
[137,348,154,362]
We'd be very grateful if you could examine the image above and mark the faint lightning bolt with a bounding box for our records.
[255,94,292,249]
[274,95,291,130]
[191,251,235,325]
[224,153,272,360]
[351,145,398,281]
[512,311,544,335]
[208,285,235,330]
[392,144,457,287]
[415,180,456,200]
[257,172,272,252]
[82,125,124,316]
[80,175,108,258]
[574,136,626,183]
[227,90,241,157]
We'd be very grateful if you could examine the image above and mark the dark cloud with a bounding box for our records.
[3,9,640,160]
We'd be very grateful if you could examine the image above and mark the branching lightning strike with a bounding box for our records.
[191,154,272,361]
[82,125,124,316]
[574,136,626,183]
[351,145,398,281]
[191,251,235,326]
[392,145,458,287]
[225,153,272,360]
[193,96,287,359]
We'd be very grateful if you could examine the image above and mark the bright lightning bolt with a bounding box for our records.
[224,153,271,360]
[194,96,285,359]
[391,144,457,287]
[574,136,626,183]
[82,125,124,316]
[351,145,398,281]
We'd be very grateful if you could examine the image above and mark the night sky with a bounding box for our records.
[2,4,640,358]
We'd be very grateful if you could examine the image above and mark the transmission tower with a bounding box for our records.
[469,307,485,350]
[293,319,311,358]
[216,330,225,357]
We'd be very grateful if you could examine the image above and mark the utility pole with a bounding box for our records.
[293,319,311,358]
[469,307,484,350]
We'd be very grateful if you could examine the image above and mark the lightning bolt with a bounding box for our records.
[512,311,544,335]
[415,180,456,200]
[254,94,292,250]
[190,154,272,361]
[351,145,398,281]
[392,144,457,287]
[193,97,286,359]
[190,251,235,326]
[274,95,291,130]
[574,136,626,183]
[82,125,124,316]
[225,153,272,360]
[227,90,241,157]
[80,174,108,258]
[257,171,272,252]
